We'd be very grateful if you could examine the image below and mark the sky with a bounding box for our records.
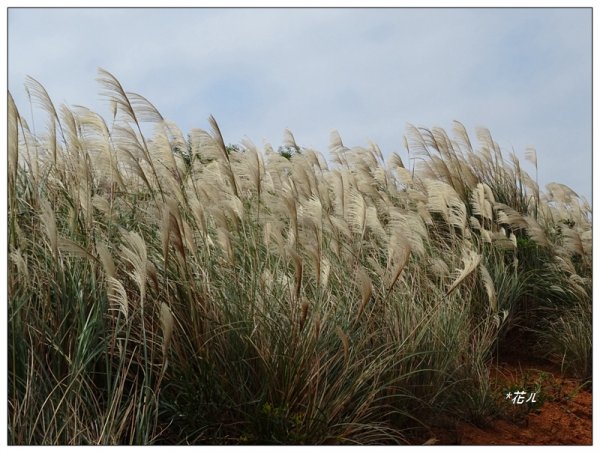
[7,6,592,201]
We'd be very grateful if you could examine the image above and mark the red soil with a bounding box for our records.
[461,364,591,445]
[424,356,592,445]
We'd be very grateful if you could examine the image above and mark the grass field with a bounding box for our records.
[8,70,592,445]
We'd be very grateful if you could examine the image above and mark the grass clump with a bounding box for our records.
[8,70,591,445]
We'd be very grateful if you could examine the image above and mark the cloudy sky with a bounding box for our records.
[8,7,592,200]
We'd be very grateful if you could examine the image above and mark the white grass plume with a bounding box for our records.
[120,230,149,307]
[446,250,481,295]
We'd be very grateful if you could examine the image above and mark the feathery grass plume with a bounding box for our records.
[283,193,299,248]
[238,139,265,201]
[490,230,515,250]
[76,182,94,232]
[328,215,352,243]
[393,165,413,187]
[370,141,385,164]
[580,229,592,256]
[524,146,538,175]
[107,276,129,320]
[128,91,165,123]
[366,205,387,244]
[452,120,474,153]
[113,125,153,190]
[328,169,346,218]
[260,268,274,294]
[421,178,469,232]
[446,250,482,295]
[449,196,468,234]
[300,195,323,231]
[546,182,579,204]
[316,177,332,213]
[470,183,487,220]
[97,242,116,278]
[386,239,411,294]
[479,263,497,311]
[263,220,286,256]
[148,129,183,191]
[431,126,471,197]
[97,69,137,123]
[9,250,29,285]
[388,208,426,256]
[509,232,517,249]
[216,226,234,265]
[482,182,496,204]
[265,150,293,192]
[209,115,239,198]
[480,229,492,244]
[283,128,299,150]
[304,148,325,172]
[39,198,58,259]
[57,237,98,261]
[329,129,350,168]
[494,203,528,230]
[319,255,331,289]
[561,227,585,257]
[180,218,197,256]
[428,257,450,278]
[160,302,175,360]
[76,106,126,194]
[286,246,303,300]
[424,179,451,222]
[470,216,482,231]
[388,151,405,170]
[59,105,82,161]
[8,93,20,185]
[509,150,523,180]
[291,154,317,199]
[476,126,502,166]
[97,68,165,201]
[347,188,367,237]
[120,230,149,307]
[92,194,111,216]
[25,76,65,164]
[524,216,549,247]
[354,266,373,323]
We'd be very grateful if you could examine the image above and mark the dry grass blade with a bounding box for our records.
[335,326,350,363]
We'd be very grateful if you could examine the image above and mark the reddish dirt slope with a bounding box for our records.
[459,365,591,445]
[428,355,593,445]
